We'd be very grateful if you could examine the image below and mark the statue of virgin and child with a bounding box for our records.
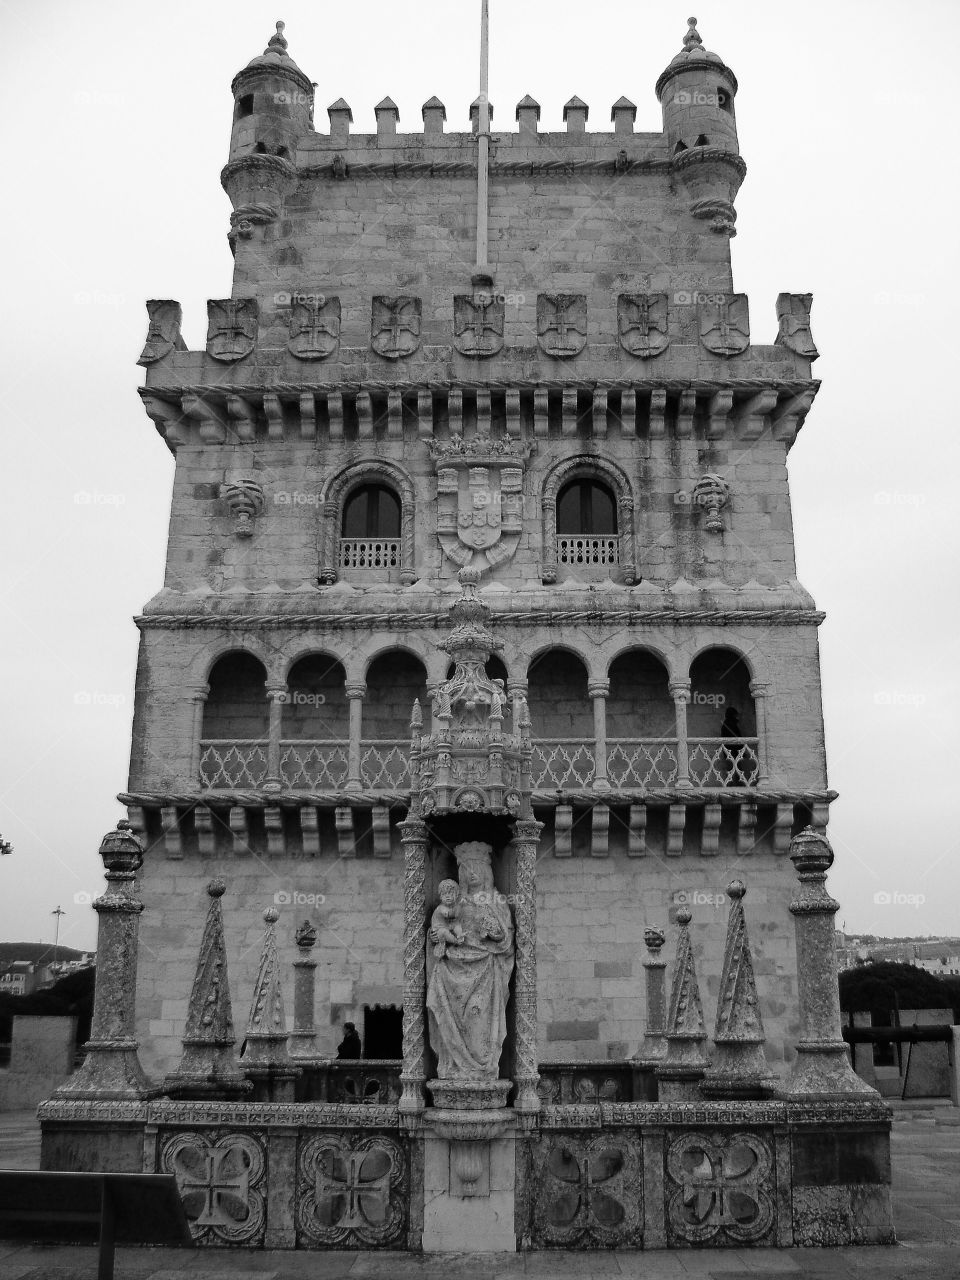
[425,841,514,1080]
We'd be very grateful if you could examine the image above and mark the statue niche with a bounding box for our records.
[426,842,514,1081]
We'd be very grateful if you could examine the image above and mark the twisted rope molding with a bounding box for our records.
[119,788,838,809]
[136,608,827,630]
[142,377,820,397]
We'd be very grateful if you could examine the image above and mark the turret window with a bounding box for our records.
[235,94,254,120]
[695,133,709,147]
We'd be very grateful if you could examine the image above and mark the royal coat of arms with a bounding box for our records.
[454,294,504,357]
[287,294,341,360]
[206,298,259,362]
[699,293,750,357]
[371,296,422,360]
[537,294,587,358]
[429,436,533,573]
[775,292,819,360]
[137,299,184,366]
[617,293,670,359]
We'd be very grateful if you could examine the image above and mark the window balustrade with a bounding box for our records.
[556,535,620,567]
[338,537,402,570]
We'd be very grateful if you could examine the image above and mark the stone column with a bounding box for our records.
[510,818,543,1120]
[55,821,154,1100]
[588,680,611,792]
[635,926,667,1064]
[290,919,318,1057]
[749,679,771,784]
[189,683,209,784]
[345,682,366,792]
[398,816,429,1124]
[264,685,287,793]
[669,680,691,787]
[785,826,877,1098]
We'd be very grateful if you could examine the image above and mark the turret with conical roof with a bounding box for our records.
[656,17,745,237]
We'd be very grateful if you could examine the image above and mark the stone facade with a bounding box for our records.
[126,16,829,1085]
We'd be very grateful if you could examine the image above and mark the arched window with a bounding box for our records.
[339,484,402,571]
[557,479,617,535]
[342,484,401,538]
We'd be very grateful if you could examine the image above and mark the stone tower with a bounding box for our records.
[129,15,829,1087]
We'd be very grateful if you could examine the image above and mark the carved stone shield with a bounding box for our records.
[537,294,587,358]
[206,298,259,362]
[430,438,532,573]
[776,292,819,359]
[287,294,341,360]
[454,294,504,357]
[699,293,750,357]
[371,295,422,359]
[617,293,670,358]
[138,300,183,365]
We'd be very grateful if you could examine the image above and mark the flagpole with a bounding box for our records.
[475,0,491,283]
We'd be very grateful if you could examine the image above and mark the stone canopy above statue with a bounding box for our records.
[409,568,533,821]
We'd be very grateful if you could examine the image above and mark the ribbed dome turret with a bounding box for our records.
[655,16,738,100]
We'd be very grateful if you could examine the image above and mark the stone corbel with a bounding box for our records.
[692,473,730,533]
[220,479,266,537]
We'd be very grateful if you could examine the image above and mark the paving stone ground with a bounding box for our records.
[1,1104,959,1279]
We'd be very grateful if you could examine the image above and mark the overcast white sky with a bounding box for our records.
[0,0,957,953]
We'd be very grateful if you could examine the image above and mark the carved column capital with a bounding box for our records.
[345,682,367,701]
[588,680,611,699]
[189,683,210,703]
[669,680,692,703]
[266,685,288,704]
[749,680,771,699]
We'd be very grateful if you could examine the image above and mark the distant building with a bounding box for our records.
[835,932,960,976]
[0,962,38,997]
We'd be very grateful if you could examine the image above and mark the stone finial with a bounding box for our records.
[683,15,703,51]
[422,96,446,138]
[243,906,289,1064]
[516,94,541,134]
[563,95,589,133]
[644,926,666,954]
[163,879,248,1099]
[656,904,708,1098]
[375,95,400,138]
[702,880,773,1099]
[790,824,834,878]
[267,19,287,54]
[295,918,317,950]
[611,95,637,134]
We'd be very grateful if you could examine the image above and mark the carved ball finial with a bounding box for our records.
[295,918,317,949]
[644,926,666,953]
[727,879,746,900]
[789,825,834,877]
[207,878,226,899]
[263,906,280,925]
[684,16,703,50]
[267,19,288,53]
[458,565,481,589]
[676,905,692,927]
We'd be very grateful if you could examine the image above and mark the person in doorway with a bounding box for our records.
[336,1021,362,1059]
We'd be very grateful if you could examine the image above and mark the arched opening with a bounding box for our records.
[554,477,620,572]
[281,655,349,789]
[364,651,428,788]
[688,648,758,785]
[235,94,254,120]
[606,650,677,787]
[526,649,593,788]
[339,483,402,571]
[200,653,268,788]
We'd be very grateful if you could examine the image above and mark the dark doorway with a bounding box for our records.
[363,1004,403,1059]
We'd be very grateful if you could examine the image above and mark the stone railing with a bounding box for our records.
[198,740,268,788]
[606,739,679,788]
[556,535,620,568]
[280,741,350,789]
[338,538,402,570]
[295,1059,402,1106]
[531,739,596,788]
[360,740,409,789]
[688,737,760,786]
[537,1060,654,1105]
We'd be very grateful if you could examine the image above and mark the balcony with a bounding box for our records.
[606,740,679,788]
[556,535,619,568]
[688,737,760,786]
[199,740,409,790]
[198,740,268,788]
[338,538,402,570]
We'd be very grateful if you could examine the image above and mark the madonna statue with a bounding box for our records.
[425,842,514,1080]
